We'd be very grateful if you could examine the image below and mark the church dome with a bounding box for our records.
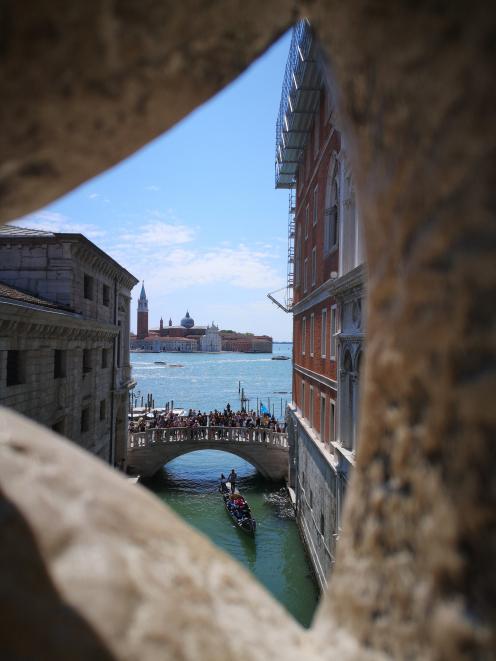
[180,310,194,329]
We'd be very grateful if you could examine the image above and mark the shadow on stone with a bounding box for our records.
[0,488,115,660]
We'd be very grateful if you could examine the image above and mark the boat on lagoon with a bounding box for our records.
[271,355,290,360]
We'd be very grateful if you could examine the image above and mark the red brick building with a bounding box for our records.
[275,20,366,589]
[137,282,148,339]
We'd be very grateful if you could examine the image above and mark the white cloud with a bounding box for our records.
[88,192,100,199]
[142,245,283,294]
[117,220,195,249]
[12,210,106,239]
[146,185,160,191]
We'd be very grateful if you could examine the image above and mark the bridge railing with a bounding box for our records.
[128,426,288,451]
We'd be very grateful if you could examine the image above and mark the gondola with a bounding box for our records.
[219,483,256,535]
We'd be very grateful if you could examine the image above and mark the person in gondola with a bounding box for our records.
[220,473,228,494]
[228,468,237,493]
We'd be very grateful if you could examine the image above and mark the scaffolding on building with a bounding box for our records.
[267,187,296,313]
[269,19,321,312]
[274,19,322,189]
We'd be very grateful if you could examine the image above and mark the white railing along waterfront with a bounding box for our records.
[128,426,288,451]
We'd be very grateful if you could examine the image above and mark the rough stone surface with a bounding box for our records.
[0,407,362,661]
[1,1,495,659]
[0,0,296,222]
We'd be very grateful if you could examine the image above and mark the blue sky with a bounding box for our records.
[13,31,293,340]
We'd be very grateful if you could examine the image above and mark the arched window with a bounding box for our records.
[353,351,362,451]
[341,166,357,274]
[324,158,339,255]
[340,349,354,449]
[295,226,302,286]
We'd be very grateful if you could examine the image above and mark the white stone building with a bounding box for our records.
[0,226,138,466]
[200,323,221,352]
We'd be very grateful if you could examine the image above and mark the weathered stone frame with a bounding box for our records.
[0,2,495,659]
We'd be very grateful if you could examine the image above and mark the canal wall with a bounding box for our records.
[287,405,352,591]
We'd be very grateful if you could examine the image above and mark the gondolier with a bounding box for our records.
[228,468,237,493]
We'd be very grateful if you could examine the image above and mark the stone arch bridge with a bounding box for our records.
[127,426,289,480]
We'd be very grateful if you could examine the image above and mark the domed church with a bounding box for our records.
[180,311,194,329]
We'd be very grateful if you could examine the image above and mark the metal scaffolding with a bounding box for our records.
[274,20,322,189]
[267,187,296,313]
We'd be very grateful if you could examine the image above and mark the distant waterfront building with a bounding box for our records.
[274,21,366,590]
[0,226,138,467]
[200,323,222,352]
[130,291,271,353]
[220,332,273,353]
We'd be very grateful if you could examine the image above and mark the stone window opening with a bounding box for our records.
[320,393,326,444]
[304,204,309,239]
[310,313,315,356]
[320,512,325,537]
[101,348,109,369]
[83,274,94,301]
[80,407,90,433]
[321,308,327,358]
[53,349,66,379]
[303,257,308,293]
[341,350,354,450]
[102,284,110,307]
[330,305,337,360]
[82,349,92,374]
[311,246,317,286]
[99,399,106,421]
[340,166,359,276]
[313,185,318,225]
[329,400,336,445]
[309,385,314,427]
[117,321,122,368]
[6,350,25,387]
[324,159,340,255]
[301,317,306,355]
[294,227,301,286]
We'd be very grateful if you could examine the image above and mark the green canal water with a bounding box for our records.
[134,347,320,628]
[141,452,319,628]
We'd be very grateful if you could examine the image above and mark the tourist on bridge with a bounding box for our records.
[228,468,237,493]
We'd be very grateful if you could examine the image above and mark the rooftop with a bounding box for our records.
[0,225,55,237]
[1,225,139,288]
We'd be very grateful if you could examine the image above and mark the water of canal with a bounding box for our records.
[134,346,319,627]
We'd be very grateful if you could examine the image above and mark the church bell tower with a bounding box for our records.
[137,282,148,339]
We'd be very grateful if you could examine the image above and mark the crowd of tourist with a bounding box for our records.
[129,404,286,434]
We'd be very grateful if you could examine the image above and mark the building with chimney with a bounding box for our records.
[0,226,139,467]
[274,20,366,590]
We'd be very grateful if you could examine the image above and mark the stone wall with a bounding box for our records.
[0,303,116,459]
[289,405,347,591]
[0,239,74,306]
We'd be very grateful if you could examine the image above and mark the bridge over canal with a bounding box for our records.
[127,426,289,480]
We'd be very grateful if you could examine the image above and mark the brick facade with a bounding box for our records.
[276,23,366,587]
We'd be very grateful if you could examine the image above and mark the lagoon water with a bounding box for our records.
[133,343,320,628]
